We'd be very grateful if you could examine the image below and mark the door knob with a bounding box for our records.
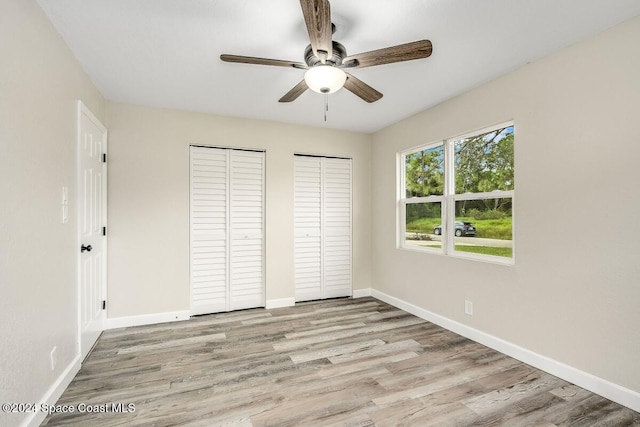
[81,244,93,253]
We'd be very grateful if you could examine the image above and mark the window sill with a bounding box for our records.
[399,244,515,266]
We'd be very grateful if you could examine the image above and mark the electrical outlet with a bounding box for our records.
[50,346,57,371]
[464,300,473,316]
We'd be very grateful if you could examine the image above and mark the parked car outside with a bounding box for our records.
[433,221,476,237]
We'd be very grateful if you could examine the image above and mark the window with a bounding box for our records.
[399,123,515,263]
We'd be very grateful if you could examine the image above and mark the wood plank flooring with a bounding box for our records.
[43,297,640,426]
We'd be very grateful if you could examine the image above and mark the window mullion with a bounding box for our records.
[444,139,455,197]
[453,190,514,201]
[444,139,455,255]
[404,195,443,204]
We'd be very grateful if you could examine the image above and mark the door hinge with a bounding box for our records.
[102,300,106,310]
[102,153,107,163]
[102,226,106,236]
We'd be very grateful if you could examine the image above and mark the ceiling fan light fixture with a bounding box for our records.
[304,65,346,94]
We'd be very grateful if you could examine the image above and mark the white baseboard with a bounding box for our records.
[106,310,190,329]
[352,288,372,298]
[371,289,640,413]
[266,297,296,309]
[266,290,373,307]
[22,355,81,427]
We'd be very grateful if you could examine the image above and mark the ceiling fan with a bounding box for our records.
[220,0,433,104]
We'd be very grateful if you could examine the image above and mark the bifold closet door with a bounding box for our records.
[190,147,265,315]
[322,158,352,298]
[294,156,323,301]
[294,155,352,302]
[229,151,265,311]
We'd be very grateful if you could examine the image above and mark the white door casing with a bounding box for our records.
[190,146,265,315]
[294,155,352,302]
[77,101,107,360]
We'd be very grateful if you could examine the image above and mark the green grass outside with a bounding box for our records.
[455,245,512,257]
[406,216,512,240]
[407,242,513,258]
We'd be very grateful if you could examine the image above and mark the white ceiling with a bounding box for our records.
[37,0,640,133]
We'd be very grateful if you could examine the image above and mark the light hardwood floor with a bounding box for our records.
[43,297,639,426]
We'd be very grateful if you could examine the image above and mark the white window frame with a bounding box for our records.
[398,140,445,255]
[398,122,515,265]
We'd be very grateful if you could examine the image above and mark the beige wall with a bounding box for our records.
[0,0,105,425]
[105,103,372,318]
[371,15,640,393]
[3,1,639,422]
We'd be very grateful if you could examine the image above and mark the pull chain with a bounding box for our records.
[324,93,328,122]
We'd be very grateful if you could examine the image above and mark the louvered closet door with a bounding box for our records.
[190,147,228,314]
[190,147,264,315]
[294,156,323,301]
[294,155,352,302]
[229,150,265,310]
[322,158,352,298]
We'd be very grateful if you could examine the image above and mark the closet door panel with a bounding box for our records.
[294,156,323,301]
[229,150,265,310]
[190,147,228,315]
[323,158,352,298]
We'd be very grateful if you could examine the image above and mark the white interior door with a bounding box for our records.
[190,147,265,315]
[294,155,352,302]
[78,101,107,360]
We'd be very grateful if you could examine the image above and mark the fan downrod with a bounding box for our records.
[304,23,347,67]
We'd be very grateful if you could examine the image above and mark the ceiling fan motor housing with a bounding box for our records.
[304,41,347,67]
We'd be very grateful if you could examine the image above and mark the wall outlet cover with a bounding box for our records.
[465,300,473,316]
[50,346,58,371]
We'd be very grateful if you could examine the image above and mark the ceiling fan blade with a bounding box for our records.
[220,54,307,69]
[343,73,383,103]
[299,0,333,62]
[279,80,309,103]
[342,40,433,69]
